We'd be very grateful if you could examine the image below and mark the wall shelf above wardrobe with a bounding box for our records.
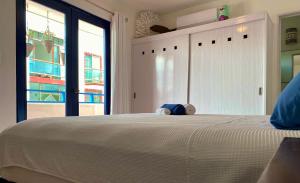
[132,12,278,115]
[133,12,268,44]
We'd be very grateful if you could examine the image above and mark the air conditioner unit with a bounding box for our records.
[176,8,218,29]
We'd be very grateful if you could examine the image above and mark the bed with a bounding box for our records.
[1,114,300,183]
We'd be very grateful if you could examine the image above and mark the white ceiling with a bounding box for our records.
[117,0,214,14]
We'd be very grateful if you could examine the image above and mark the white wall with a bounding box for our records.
[63,0,112,21]
[0,0,16,132]
[0,0,137,132]
[160,0,300,29]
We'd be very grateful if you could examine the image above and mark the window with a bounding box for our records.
[84,53,103,85]
[16,0,111,121]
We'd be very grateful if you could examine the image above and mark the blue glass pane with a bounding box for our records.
[29,59,61,78]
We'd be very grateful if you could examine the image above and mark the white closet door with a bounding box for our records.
[133,35,189,113]
[190,29,218,114]
[132,43,154,112]
[190,28,232,114]
[237,20,265,115]
[190,20,265,115]
[216,25,236,114]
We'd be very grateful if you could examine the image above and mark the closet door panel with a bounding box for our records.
[190,30,222,114]
[190,31,204,114]
[155,36,189,108]
[133,35,189,113]
[190,27,236,114]
[132,43,155,113]
[190,20,265,115]
[239,20,264,115]
[217,26,236,114]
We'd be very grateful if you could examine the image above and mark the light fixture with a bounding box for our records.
[43,10,55,53]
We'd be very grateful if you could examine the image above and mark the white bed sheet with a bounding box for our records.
[0,166,72,183]
[1,114,300,183]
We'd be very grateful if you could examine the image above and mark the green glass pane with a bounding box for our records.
[85,94,92,102]
[92,70,100,82]
[58,85,65,91]
[85,70,92,80]
[29,92,40,101]
[32,40,52,62]
[53,46,60,64]
[30,83,40,90]
[41,84,59,91]
[41,93,59,102]
[85,55,92,68]
[94,96,101,103]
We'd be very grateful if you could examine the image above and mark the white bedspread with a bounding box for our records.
[1,114,300,183]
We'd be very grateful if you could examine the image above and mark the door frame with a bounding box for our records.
[69,7,111,116]
[16,0,111,122]
[278,12,300,91]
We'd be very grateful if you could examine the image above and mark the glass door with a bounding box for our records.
[78,20,106,116]
[17,0,110,121]
[72,8,111,116]
[26,0,66,119]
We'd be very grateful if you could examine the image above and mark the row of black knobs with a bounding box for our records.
[142,34,248,55]
[199,34,248,46]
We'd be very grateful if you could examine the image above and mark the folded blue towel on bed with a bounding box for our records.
[161,104,186,115]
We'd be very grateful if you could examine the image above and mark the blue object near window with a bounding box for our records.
[270,73,300,130]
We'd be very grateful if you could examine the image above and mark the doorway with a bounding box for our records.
[280,13,300,90]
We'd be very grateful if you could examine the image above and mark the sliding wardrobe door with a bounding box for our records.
[132,42,154,112]
[235,21,264,115]
[190,21,265,115]
[133,35,189,113]
[190,29,224,114]
[17,0,110,122]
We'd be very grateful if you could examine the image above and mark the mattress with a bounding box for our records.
[0,114,300,183]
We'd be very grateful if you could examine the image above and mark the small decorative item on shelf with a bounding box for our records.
[286,28,298,44]
[150,25,176,34]
[135,10,160,38]
[218,5,229,21]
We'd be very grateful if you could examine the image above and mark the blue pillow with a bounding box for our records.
[161,104,186,115]
[270,73,300,130]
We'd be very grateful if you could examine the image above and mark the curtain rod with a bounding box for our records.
[85,0,114,15]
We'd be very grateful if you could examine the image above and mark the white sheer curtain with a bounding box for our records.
[110,12,131,114]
